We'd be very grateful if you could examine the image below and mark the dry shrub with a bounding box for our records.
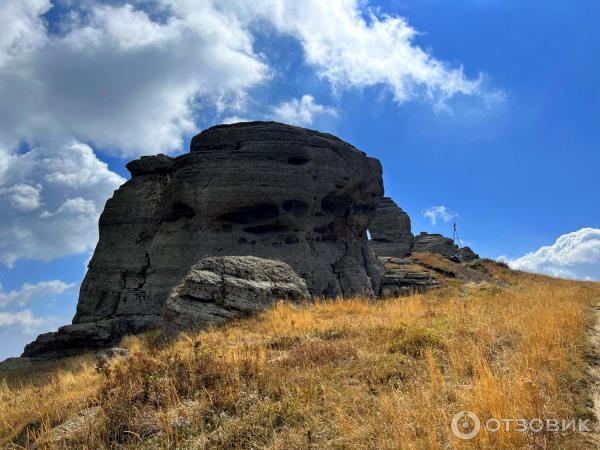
[280,339,357,367]
[387,323,447,357]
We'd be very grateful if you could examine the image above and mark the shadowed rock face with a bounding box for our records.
[368,197,414,257]
[23,122,383,357]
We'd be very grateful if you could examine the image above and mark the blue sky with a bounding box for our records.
[0,0,599,360]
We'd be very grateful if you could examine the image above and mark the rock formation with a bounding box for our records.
[367,196,479,264]
[23,318,155,358]
[366,197,481,297]
[16,122,487,361]
[162,256,309,338]
[412,232,479,262]
[368,197,414,257]
[23,122,384,357]
[378,258,439,297]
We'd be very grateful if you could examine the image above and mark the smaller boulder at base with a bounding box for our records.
[161,256,309,338]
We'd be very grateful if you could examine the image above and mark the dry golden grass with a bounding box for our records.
[0,356,100,447]
[1,262,599,449]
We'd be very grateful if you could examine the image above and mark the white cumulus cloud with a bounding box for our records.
[232,0,483,106]
[0,0,269,157]
[0,310,49,335]
[0,0,491,268]
[424,205,453,225]
[0,0,486,158]
[0,183,43,211]
[272,95,337,126]
[0,280,75,308]
[0,280,73,336]
[0,141,125,265]
[505,228,600,280]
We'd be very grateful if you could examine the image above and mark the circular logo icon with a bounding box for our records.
[451,411,481,440]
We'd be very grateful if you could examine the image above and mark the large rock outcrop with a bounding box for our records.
[162,256,309,338]
[368,197,414,257]
[367,198,481,297]
[23,122,383,357]
[412,232,479,262]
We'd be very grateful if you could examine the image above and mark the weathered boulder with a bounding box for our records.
[368,197,414,257]
[23,122,383,357]
[412,232,479,262]
[33,407,102,449]
[460,246,480,262]
[162,256,309,337]
[23,318,155,358]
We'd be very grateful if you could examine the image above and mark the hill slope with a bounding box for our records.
[1,258,599,449]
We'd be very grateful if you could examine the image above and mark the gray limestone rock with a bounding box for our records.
[162,255,309,337]
[368,197,414,257]
[412,232,479,262]
[460,246,480,262]
[96,347,129,360]
[22,317,156,358]
[22,121,383,357]
[377,257,440,297]
[33,407,102,449]
[0,357,35,371]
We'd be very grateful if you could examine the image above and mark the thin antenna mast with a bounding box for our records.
[452,213,463,250]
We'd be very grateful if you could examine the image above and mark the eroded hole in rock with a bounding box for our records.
[220,204,279,224]
[314,222,338,241]
[165,202,196,221]
[314,222,337,234]
[282,199,309,218]
[288,156,310,165]
[285,235,299,244]
[321,194,352,216]
[351,204,375,215]
[244,224,289,234]
[372,237,393,243]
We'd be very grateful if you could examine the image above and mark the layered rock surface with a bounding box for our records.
[412,232,479,262]
[162,256,309,337]
[378,257,439,297]
[368,197,414,257]
[367,198,480,297]
[23,122,384,357]
[23,317,156,358]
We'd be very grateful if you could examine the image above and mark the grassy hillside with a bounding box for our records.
[1,258,599,449]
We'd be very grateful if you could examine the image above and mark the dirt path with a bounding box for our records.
[585,304,600,448]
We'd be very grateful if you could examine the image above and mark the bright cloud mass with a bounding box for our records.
[0,0,486,270]
[0,279,74,339]
[424,205,453,225]
[0,0,526,349]
[273,95,338,126]
[504,228,600,280]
